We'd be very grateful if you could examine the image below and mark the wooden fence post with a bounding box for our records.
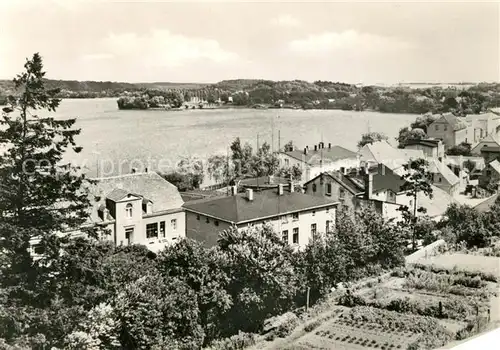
[306,287,310,312]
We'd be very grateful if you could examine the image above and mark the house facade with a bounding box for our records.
[428,159,460,196]
[479,160,500,190]
[182,185,338,249]
[31,171,185,255]
[404,139,445,160]
[278,142,359,183]
[426,113,471,150]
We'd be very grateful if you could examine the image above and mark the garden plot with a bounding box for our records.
[285,307,449,350]
[413,253,500,277]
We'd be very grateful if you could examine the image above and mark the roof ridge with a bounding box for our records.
[92,171,157,181]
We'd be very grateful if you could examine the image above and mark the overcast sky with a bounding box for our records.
[0,0,499,84]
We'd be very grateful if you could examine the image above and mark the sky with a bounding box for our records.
[0,0,499,84]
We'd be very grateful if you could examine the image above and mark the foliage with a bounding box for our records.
[446,142,472,156]
[275,164,303,181]
[117,90,185,109]
[217,225,300,334]
[113,274,204,349]
[443,203,491,248]
[157,239,232,344]
[161,155,204,191]
[357,132,389,148]
[397,127,426,148]
[229,137,279,179]
[205,332,256,350]
[207,154,231,185]
[411,113,437,133]
[399,158,434,249]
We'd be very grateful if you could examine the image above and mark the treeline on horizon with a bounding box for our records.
[1,78,500,115]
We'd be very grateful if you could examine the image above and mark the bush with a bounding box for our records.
[206,332,256,350]
[304,320,322,332]
[273,314,299,338]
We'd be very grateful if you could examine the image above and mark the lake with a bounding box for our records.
[34,98,415,183]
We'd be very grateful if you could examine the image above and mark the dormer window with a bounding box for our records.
[126,203,133,218]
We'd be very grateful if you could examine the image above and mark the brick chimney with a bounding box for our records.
[246,188,254,201]
[278,184,284,195]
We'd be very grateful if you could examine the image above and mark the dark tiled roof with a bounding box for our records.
[371,167,407,193]
[321,172,364,194]
[105,188,131,202]
[89,172,183,222]
[474,194,499,213]
[183,190,338,224]
[405,139,441,148]
[282,145,357,165]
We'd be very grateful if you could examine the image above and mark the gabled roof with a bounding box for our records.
[359,141,424,172]
[106,188,138,202]
[431,113,468,131]
[281,145,357,166]
[419,185,458,218]
[182,190,338,224]
[89,172,183,223]
[428,159,460,186]
[303,171,364,195]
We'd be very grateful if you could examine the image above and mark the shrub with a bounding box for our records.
[304,320,322,332]
[274,314,299,338]
[207,332,256,350]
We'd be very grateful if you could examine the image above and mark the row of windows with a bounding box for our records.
[281,221,332,244]
[146,219,177,239]
[435,124,448,131]
[197,214,220,226]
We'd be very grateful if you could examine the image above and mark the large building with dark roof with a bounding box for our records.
[427,113,472,150]
[278,142,359,183]
[182,184,339,249]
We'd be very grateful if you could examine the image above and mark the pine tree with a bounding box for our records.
[0,53,92,245]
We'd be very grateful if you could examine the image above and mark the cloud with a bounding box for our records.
[101,29,238,67]
[271,14,301,27]
[288,30,414,56]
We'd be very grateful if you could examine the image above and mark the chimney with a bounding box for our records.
[314,145,317,151]
[278,184,284,195]
[103,208,110,220]
[328,143,331,149]
[246,188,254,201]
[289,174,294,193]
[304,147,308,155]
[364,172,373,199]
[145,167,148,173]
[231,185,238,196]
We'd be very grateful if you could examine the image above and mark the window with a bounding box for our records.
[292,212,299,220]
[215,220,219,227]
[146,223,158,239]
[160,221,166,237]
[326,207,330,214]
[125,228,134,243]
[312,211,316,216]
[285,159,289,166]
[438,177,442,183]
[281,215,288,223]
[326,220,331,233]
[282,230,289,243]
[311,223,317,235]
[196,215,200,220]
[326,183,332,196]
[435,125,439,131]
[409,200,413,208]
[171,219,177,231]
[125,203,133,218]
[312,183,317,192]
[292,228,299,244]
[206,217,210,223]
[444,125,448,131]
[339,188,345,201]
